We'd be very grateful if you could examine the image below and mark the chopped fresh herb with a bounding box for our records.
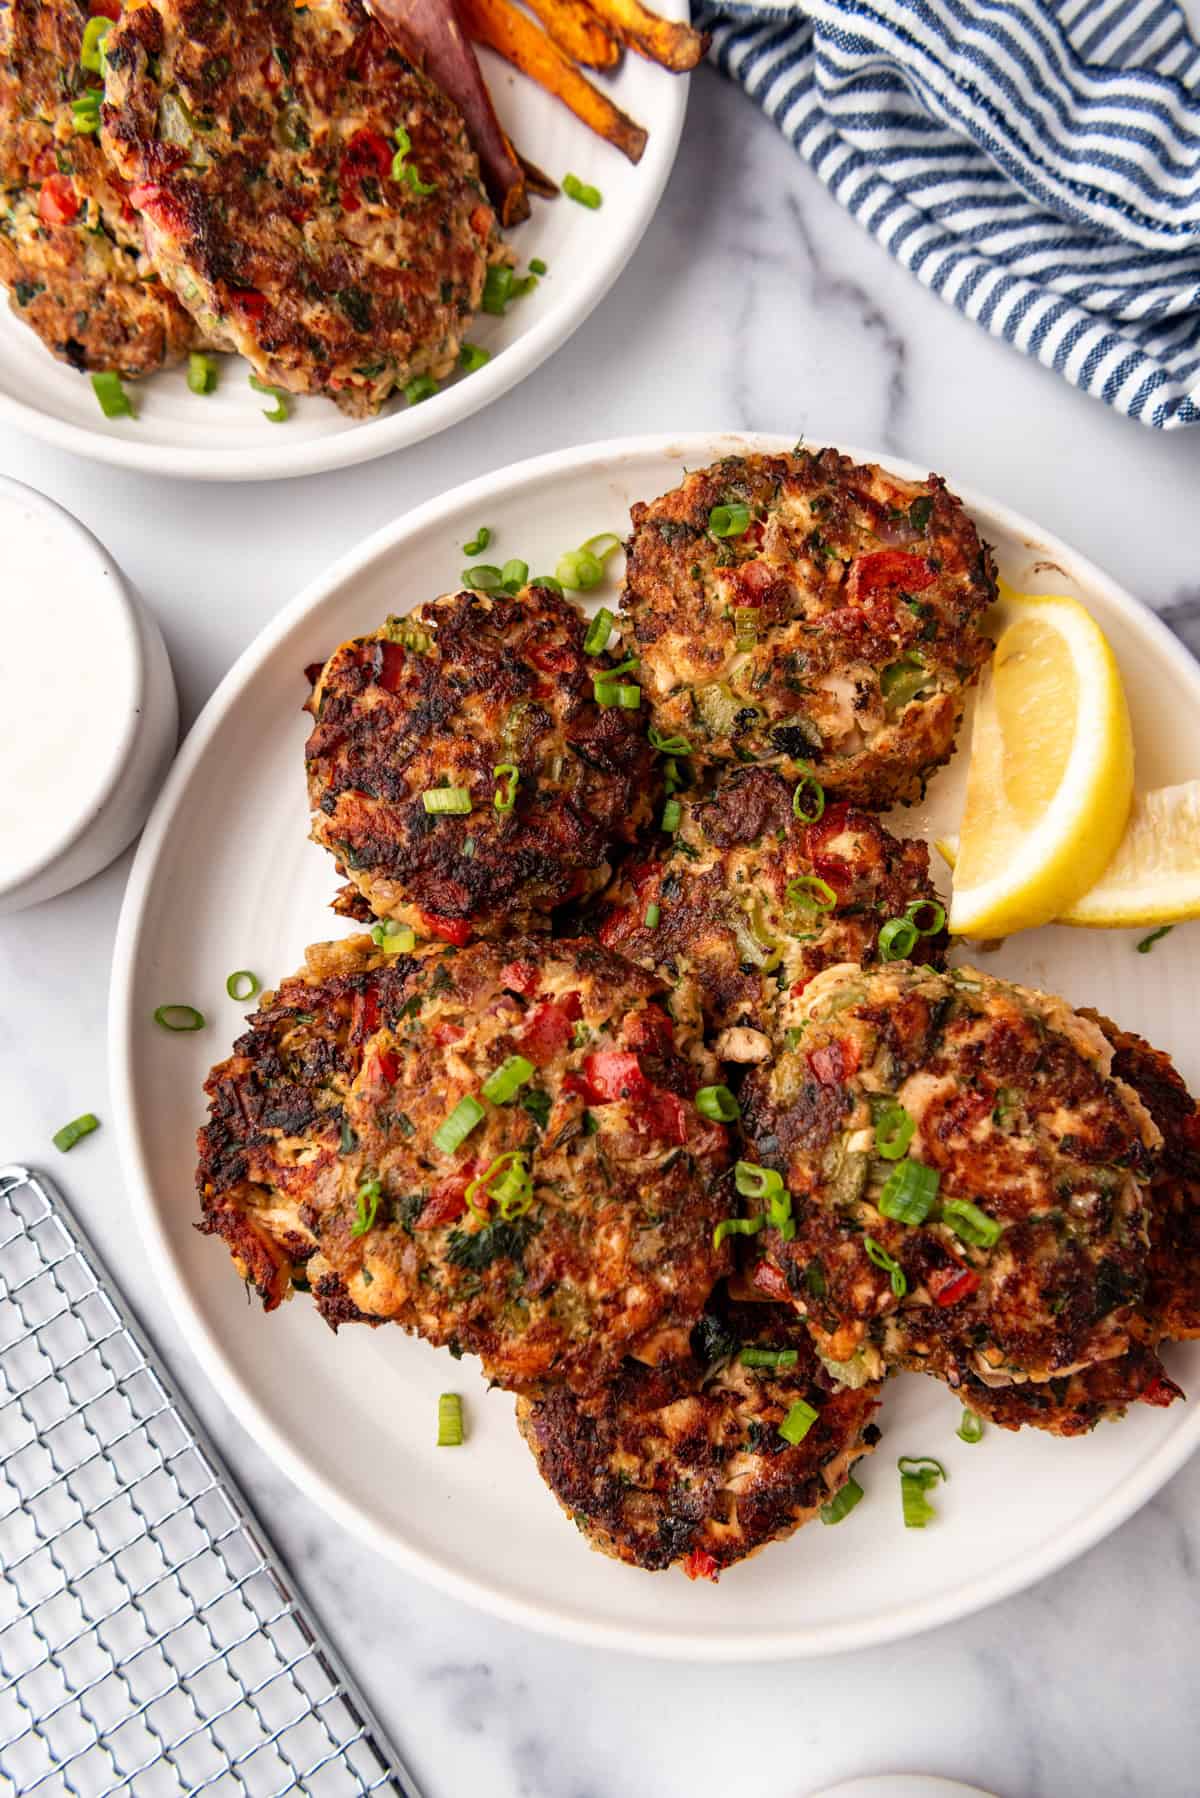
[713,1215,764,1250]
[878,915,919,960]
[434,1095,485,1155]
[863,1234,907,1298]
[463,524,491,556]
[53,1113,99,1154]
[740,1347,800,1370]
[778,1398,818,1443]
[187,351,219,395]
[1137,925,1173,953]
[820,1477,864,1525]
[872,1098,914,1161]
[791,774,825,823]
[92,371,134,420]
[940,1198,1002,1249]
[878,1159,940,1224]
[481,1053,535,1105]
[459,342,491,373]
[521,1088,552,1130]
[492,762,520,812]
[908,495,933,532]
[957,1409,985,1444]
[695,1085,739,1123]
[583,607,615,654]
[898,1454,948,1528]
[437,1392,464,1446]
[404,374,438,405]
[529,257,548,275]
[445,1214,536,1271]
[153,1004,205,1032]
[562,172,602,208]
[351,1176,382,1238]
[708,502,751,538]
[225,970,260,1001]
[248,374,289,422]
[423,786,472,814]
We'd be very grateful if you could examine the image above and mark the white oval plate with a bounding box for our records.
[110,433,1200,1659]
[0,35,686,482]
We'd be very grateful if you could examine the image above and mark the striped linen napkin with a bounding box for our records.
[696,0,1200,428]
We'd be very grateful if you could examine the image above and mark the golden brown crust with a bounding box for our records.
[952,1345,1182,1437]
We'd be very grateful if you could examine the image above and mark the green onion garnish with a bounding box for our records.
[529,258,547,276]
[648,727,692,755]
[433,1096,485,1155]
[957,1409,985,1444]
[404,374,438,405]
[863,1234,907,1298]
[481,1054,535,1105]
[187,352,218,395]
[898,1455,948,1529]
[1137,925,1173,953]
[644,902,661,928]
[740,1347,800,1369]
[466,1151,533,1221]
[786,874,837,912]
[557,548,604,591]
[906,899,946,936]
[351,1176,382,1237]
[708,502,751,538]
[437,1392,464,1446]
[791,775,826,823]
[71,90,101,134]
[712,1215,764,1250]
[500,558,528,591]
[580,532,621,563]
[820,1477,864,1525]
[53,1113,99,1154]
[733,607,758,652]
[153,1004,205,1032]
[492,762,520,812]
[92,372,133,420]
[370,922,416,954]
[225,970,260,1001]
[583,607,614,654]
[696,1085,739,1123]
[463,526,491,556]
[562,173,602,208]
[778,1398,818,1443]
[463,563,502,590]
[594,680,640,708]
[482,265,515,314]
[248,375,289,422]
[80,14,112,71]
[423,786,472,814]
[940,1198,1001,1249]
[735,1161,784,1201]
[531,575,563,594]
[878,915,919,960]
[661,798,682,833]
[877,1159,940,1225]
[872,1099,914,1161]
[460,343,491,373]
[391,127,436,194]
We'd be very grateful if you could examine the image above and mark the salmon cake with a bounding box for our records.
[291,937,733,1394]
[517,1295,881,1577]
[739,963,1161,1394]
[595,767,946,1055]
[306,589,657,940]
[620,448,996,805]
[101,0,500,414]
[954,1345,1181,1438]
[0,0,202,376]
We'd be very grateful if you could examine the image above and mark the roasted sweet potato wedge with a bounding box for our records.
[586,0,707,71]
[522,0,620,68]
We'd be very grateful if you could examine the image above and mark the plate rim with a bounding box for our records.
[0,74,687,483]
[108,430,1200,1659]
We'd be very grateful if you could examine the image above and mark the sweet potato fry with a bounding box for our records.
[461,0,648,164]
[585,0,707,71]
[366,0,530,225]
[520,0,620,69]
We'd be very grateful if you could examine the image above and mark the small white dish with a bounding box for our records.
[0,478,177,913]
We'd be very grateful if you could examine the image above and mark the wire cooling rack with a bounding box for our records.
[0,1164,419,1798]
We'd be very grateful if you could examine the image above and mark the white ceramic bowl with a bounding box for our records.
[0,478,178,913]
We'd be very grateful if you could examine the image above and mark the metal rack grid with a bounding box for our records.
[0,1164,419,1798]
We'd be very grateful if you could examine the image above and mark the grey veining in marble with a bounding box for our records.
[3,66,1200,1798]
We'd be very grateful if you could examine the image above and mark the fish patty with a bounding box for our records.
[955,1345,1182,1437]
[517,1295,880,1576]
[620,449,996,805]
[739,963,1160,1391]
[101,0,499,414]
[292,936,732,1394]
[595,768,946,1053]
[0,0,202,376]
[306,589,657,938]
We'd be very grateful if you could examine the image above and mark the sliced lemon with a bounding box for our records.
[947,590,1134,938]
[940,781,1200,927]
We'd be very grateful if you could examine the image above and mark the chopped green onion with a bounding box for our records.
[696,1085,739,1123]
[562,173,602,208]
[187,351,219,395]
[820,1477,864,1525]
[872,1099,914,1161]
[881,653,929,712]
[735,1162,784,1201]
[877,1159,940,1225]
[80,14,112,71]
[778,1398,819,1443]
[423,786,472,815]
[580,532,621,563]
[791,775,826,823]
[226,970,260,1002]
[661,798,682,833]
[1137,925,1173,954]
[863,1234,907,1298]
[708,502,751,538]
[500,558,529,592]
[593,680,640,708]
[740,1347,800,1369]
[433,1095,485,1155]
[370,922,416,954]
[531,575,563,594]
[940,1198,1002,1249]
[786,874,837,912]
[460,342,491,373]
[733,606,758,652]
[899,1453,948,1481]
[481,1054,535,1105]
[392,128,436,194]
[463,526,491,556]
[898,1455,948,1529]
[71,90,101,134]
[644,902,661,928]
[462,563,502,590]
[437,1392,464,1446]
[583,607,615,654]
[713,1215,764,1250]
[557,548,604,591]
[482,264,515,314]
[492,762,520,812]
[153,1004,205,1033]
[529,257,548,276]
[466,1151,533,1221]
[404,374,438,405]
[53,1113,99,1154]
[648,727,693,755]
[878,915,919,960]
[351,1176,382,1237]
[957,1409,985,1444]
[248,375,289,422]
[905,899,946,936]
[92,372,133,420]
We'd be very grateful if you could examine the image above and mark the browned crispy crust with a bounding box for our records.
[101,0,500,414]
[595,770,946,1044]
[517,1296,880,1574]
[954,1345,1182,1437]
[305,589,657,935]
[620,448,996,806]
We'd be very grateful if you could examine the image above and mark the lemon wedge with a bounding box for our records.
[940,781,1200,927]
[946,590,1134,938]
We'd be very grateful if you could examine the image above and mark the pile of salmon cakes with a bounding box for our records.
[197,448,1200,1581]
[1,0,501,412]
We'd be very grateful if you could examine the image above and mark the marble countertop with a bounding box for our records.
[3,65,1200,1798]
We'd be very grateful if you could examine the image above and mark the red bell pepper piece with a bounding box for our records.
[682,1547,719,1582]
[418,910,472,946]
[581,1051,648,1104]
[38,175,80,227]
[500,960,540,997]
[850,549,935,605]
[519,993,582,1062]
[929,1265,981,1307]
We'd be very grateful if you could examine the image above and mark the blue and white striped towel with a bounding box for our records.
[696,0,1200,428]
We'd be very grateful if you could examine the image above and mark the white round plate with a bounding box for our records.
[111,433,1200,1659]
[808,1780,998,1798]
[0,33,687,482]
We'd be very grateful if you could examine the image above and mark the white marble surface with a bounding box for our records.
[3,65,1200,1798]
